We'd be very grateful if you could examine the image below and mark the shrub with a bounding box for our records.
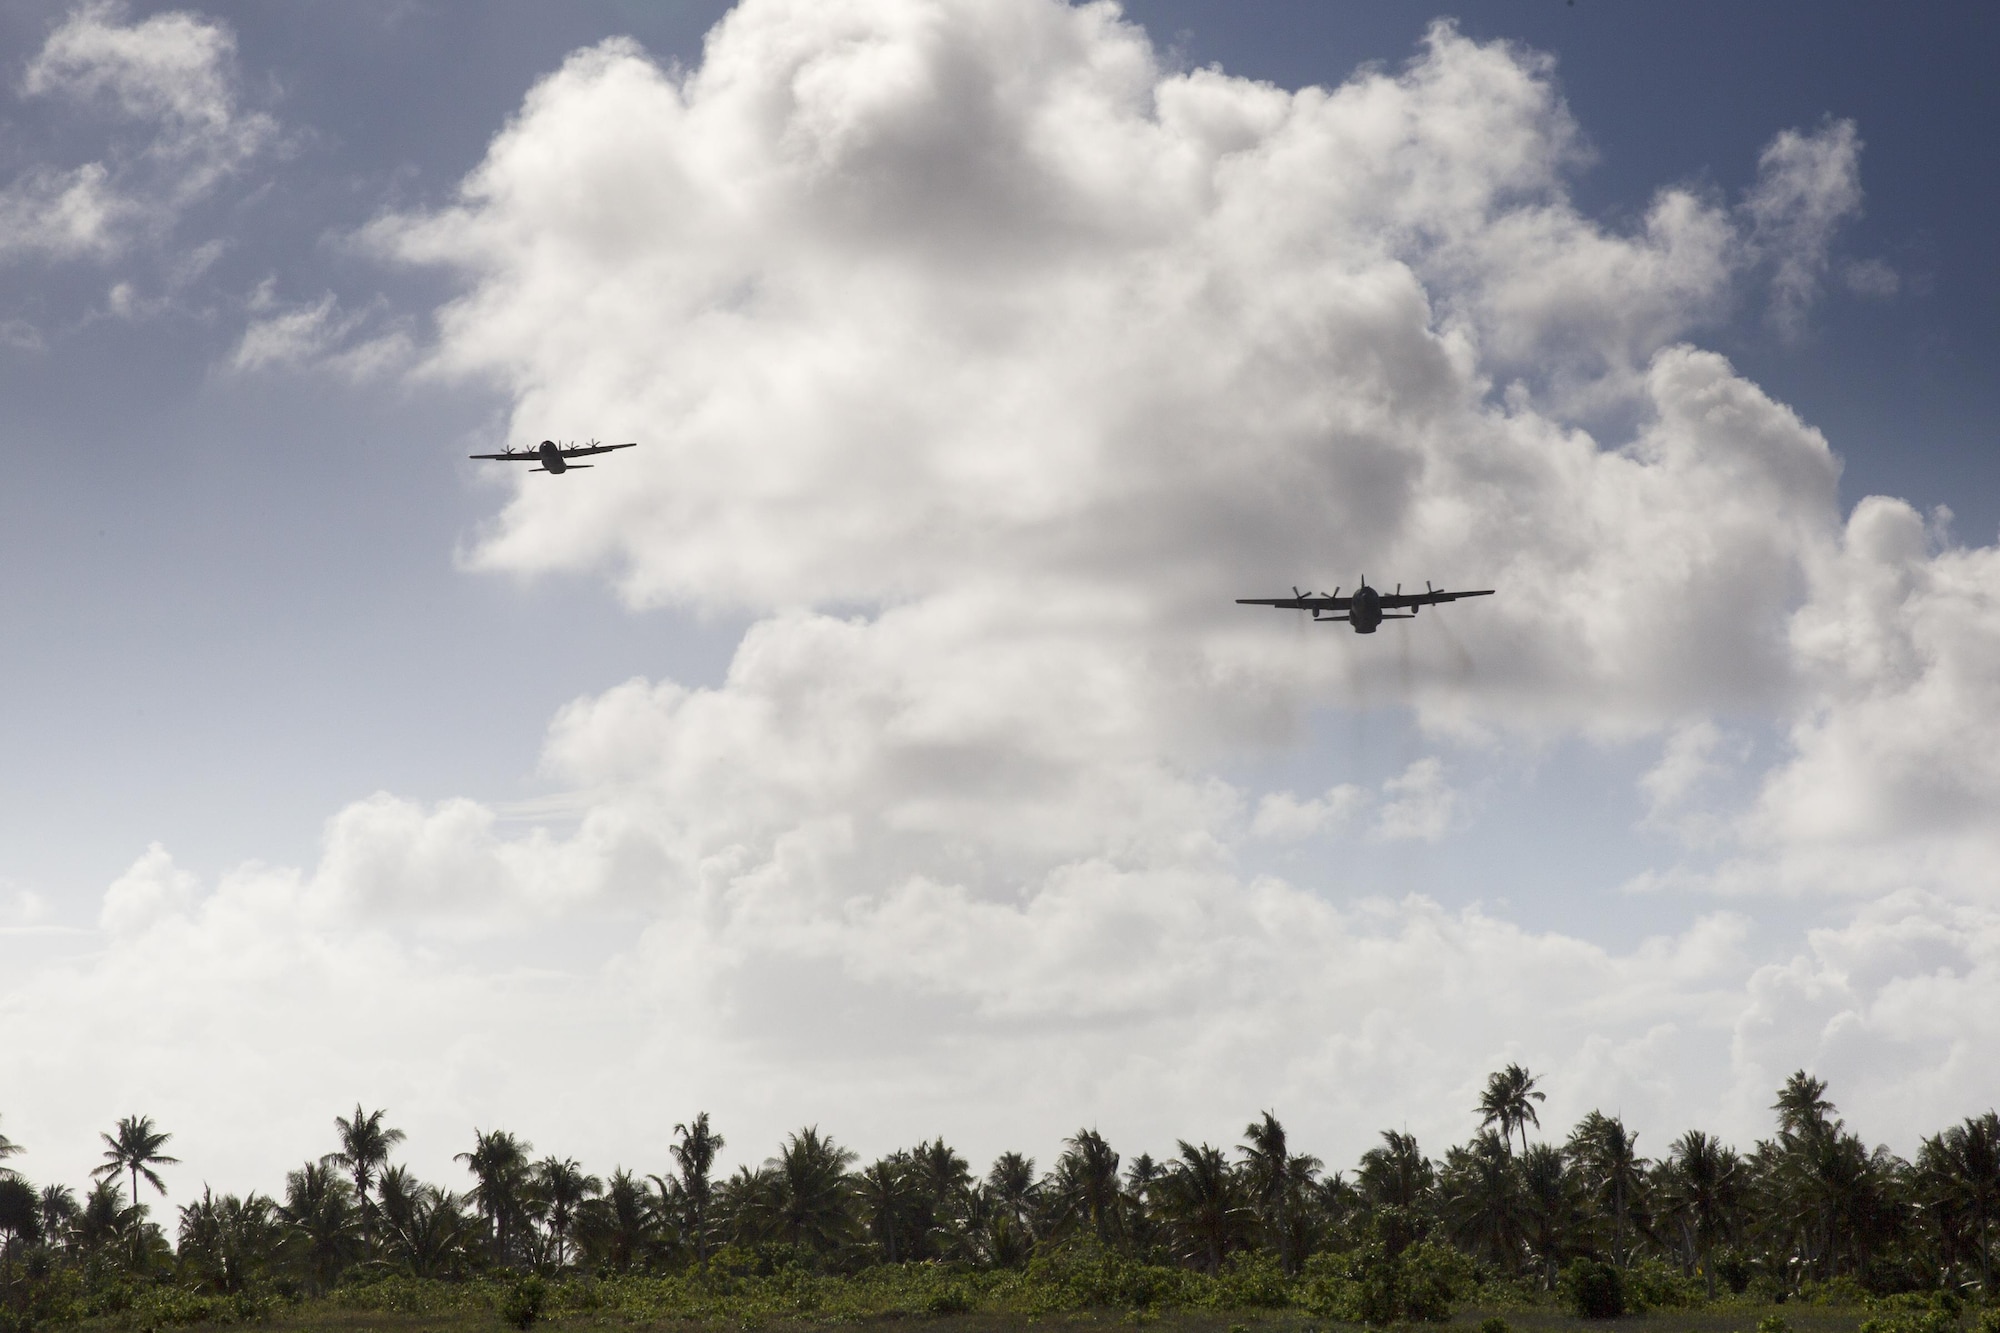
[1480,1317,1511,1333]
[1622,1258,1698,1312]
[1022,1244,1198,1312]
[1213,1252,1290,1310]
[1298,1241,1468,1326]
[1714,1250,1753,1296]
[1757,1315,1792,1333]
[1402,1243,1470,1323]
[501,1274,547,1330]
[1560,1259,1626,1320]
[1859,1311,1958,1333]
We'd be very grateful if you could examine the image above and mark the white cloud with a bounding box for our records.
[231,288,343,370]
[0,2,276,264]
[230,282,415,378]
[1744,118,1864,335]
[1253,784,1364,839]
[0,162,128,261]
[0,886,53,931]
[1719,499,2000,898]
[1373,757,1457,843]
[1840,257,1899,299]
[1642,720,1725,816]
[372,9,1866,738]
[99,841,200,934]
[0,823,1771,1193]
[1638,719,1754,847]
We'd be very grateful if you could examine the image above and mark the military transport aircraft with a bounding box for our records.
[1237,580,1494,634]
[469,439,637,474]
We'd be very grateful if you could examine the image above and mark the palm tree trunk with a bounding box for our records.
[1980,1209,1991,1293]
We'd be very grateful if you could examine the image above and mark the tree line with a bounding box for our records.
[3,1067,1999,1306]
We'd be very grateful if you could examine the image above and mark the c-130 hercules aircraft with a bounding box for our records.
[469,439,637,474]
[1237,579,1493,633]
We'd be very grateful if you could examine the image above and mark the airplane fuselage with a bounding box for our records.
[1348,585,1382,633]
[539,441,568,473]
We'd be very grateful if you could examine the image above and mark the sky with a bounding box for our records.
[2,0,1999,1202]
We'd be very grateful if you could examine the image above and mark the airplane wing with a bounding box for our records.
[468,452,543,461]
[1377,587,1495,609]
[1236,592,1354,612]
[557,441,639,458]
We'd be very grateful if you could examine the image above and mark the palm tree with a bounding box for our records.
[665,1113,724,1264]
[94,1115,179,1209]
[714,1163,782,1247]
[278,1160,359,1293]
[1519,1142,1586,1289]
[0,1115,21,1178]
[75,1177,141,1258]
[324,1105,405,1256]
[856,1152,922,1263]
[768,1127,857,1256]
[38,1184,79,1253]
[1441,1130,1525,1272]
[380,1182,476,1279]
[1567,1110,1647,1266]
[1477,1065,1546,1156]
[1660,1130,1742,1297]
[911,1138,972,1259]
[377,1164,420,1236]
[533,1156,602,1267]
[177,1188,279,1294]
[976,1192,1033,1270]
[1357,1130,1433,1256]
[1934,1112,2000,1292]
[1123,1151,1166,1254]
[1049,1128,1123,1245]
[457,1128,532,1266]
[93,1115,177,1265]
[1240,1111,1321,1274]
[578,1168,655,1273]
[986,1151,1038,1237]
[1773,1072,1835,1138]
[1784,1126,1899,1282]
[1359,1132,1432,1210]
[0,1176,39,1255]
[1155,1141,1248,1273]
[1753,1076,1899,1284]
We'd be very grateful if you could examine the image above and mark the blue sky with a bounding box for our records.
[3,0,1998,1195]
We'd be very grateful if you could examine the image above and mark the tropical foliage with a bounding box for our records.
[4,1072,2000,1331]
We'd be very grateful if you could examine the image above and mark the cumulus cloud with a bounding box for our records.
[0,2,276,263]
[0,885,53,931]
[372,9,1871,737]
[1744,118,1865,336]
[99,841,200,934]
[7,0,1999,1187]
[1252,784,1364,840]
[1373,758,1458,843]
[230,282,414,378]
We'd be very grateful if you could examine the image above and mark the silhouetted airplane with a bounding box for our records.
[469,439,637,474]
[1237,579,1493,634]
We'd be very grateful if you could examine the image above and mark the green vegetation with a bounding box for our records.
[2,1068,1999,1332]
